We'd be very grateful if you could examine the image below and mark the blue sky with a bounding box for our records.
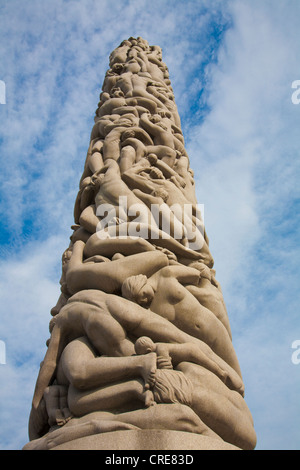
[0,0,299,450]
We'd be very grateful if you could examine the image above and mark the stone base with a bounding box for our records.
[49,430,240,450]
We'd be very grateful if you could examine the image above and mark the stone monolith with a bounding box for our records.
[23,37,256,451]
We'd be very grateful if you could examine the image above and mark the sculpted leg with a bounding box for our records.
[66,240,169,295]
[68,379,155,417]
[59,336,157,390]
[83,233,156,259]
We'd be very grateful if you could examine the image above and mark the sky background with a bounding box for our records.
[0,0,299,450]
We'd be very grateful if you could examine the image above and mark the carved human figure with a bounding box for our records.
[102,63,124,94]
[133,337,254,449]
[127,47,166,85]
[134,336,243,395]
[120,133,180,167]
[30,336,157,437]
[121,265,241,375]
[93,223,204,261]
[83,233,157,259]
[96,89,158,119]
[56,337,157,418]
[122,157,213,264]
[172,155,197,204]
[94,159,156,227]
[174,362,256,450]
[132,188,190,247]
[111,61,172,112]
[65,240,170,295]
[24,403,216,450]
[109,39,131,66]
[73,173,103,224]
[77,158,160,234]
[139,112,185,154]
[185,262,232,338]
[30,288,244,429]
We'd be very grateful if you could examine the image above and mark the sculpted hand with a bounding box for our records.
[147,153,158,165]
[153,246,177,263]
[157,355,173,370]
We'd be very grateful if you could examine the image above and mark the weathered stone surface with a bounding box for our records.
[50,431,241,451]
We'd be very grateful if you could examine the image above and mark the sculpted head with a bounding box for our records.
[122,274,154,307]
[134,336,155,355]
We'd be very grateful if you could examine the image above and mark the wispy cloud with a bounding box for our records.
[0,0,299,450]
[185,0,300,449]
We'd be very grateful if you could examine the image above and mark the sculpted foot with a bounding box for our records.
[140,352,157,390]
[143,390,156,407]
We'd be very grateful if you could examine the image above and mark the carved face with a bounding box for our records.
[136,284,154,307]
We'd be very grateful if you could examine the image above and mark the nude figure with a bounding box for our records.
[29,288,242,434]
[185,262,232,338]
[122,158,214,265]
[94,159,153,216]
[121,265,242,376]
[91,112,145,162]
[102,63,124,94]
[95,223,203,261]
[30,336,157,437]
[57,336,156,391]
[78,139,104,186]
[133,337,254,450]
[78,159,158,233]
[134,336,244,396]
[120,133,180,167]
[174,362,256,450]
[50,248,72,316]
[24,403,217,450]
[122,156,194,208]
[172,155,197,204]
[73,173,103,224]
[146,84,181,127]
[65,239,169,295]
[112,61,171,112]
[139,112,185,154]
[96,89,157,119]
[132,188,190,247]
[83,233,157,259]
[78,204,100,234]
[57,337,157,418]
[109,39,131,66]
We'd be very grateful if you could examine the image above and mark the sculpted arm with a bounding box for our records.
[122,166,154,194]
[66,240,170,294]
[59,337,157,391]
[159,265,201,286]
[84,233,156,258]
[139,112,163,138]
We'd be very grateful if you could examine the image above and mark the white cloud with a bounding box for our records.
[0,235,67,448]
[0,0,299,450]
[184,0,300,450]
